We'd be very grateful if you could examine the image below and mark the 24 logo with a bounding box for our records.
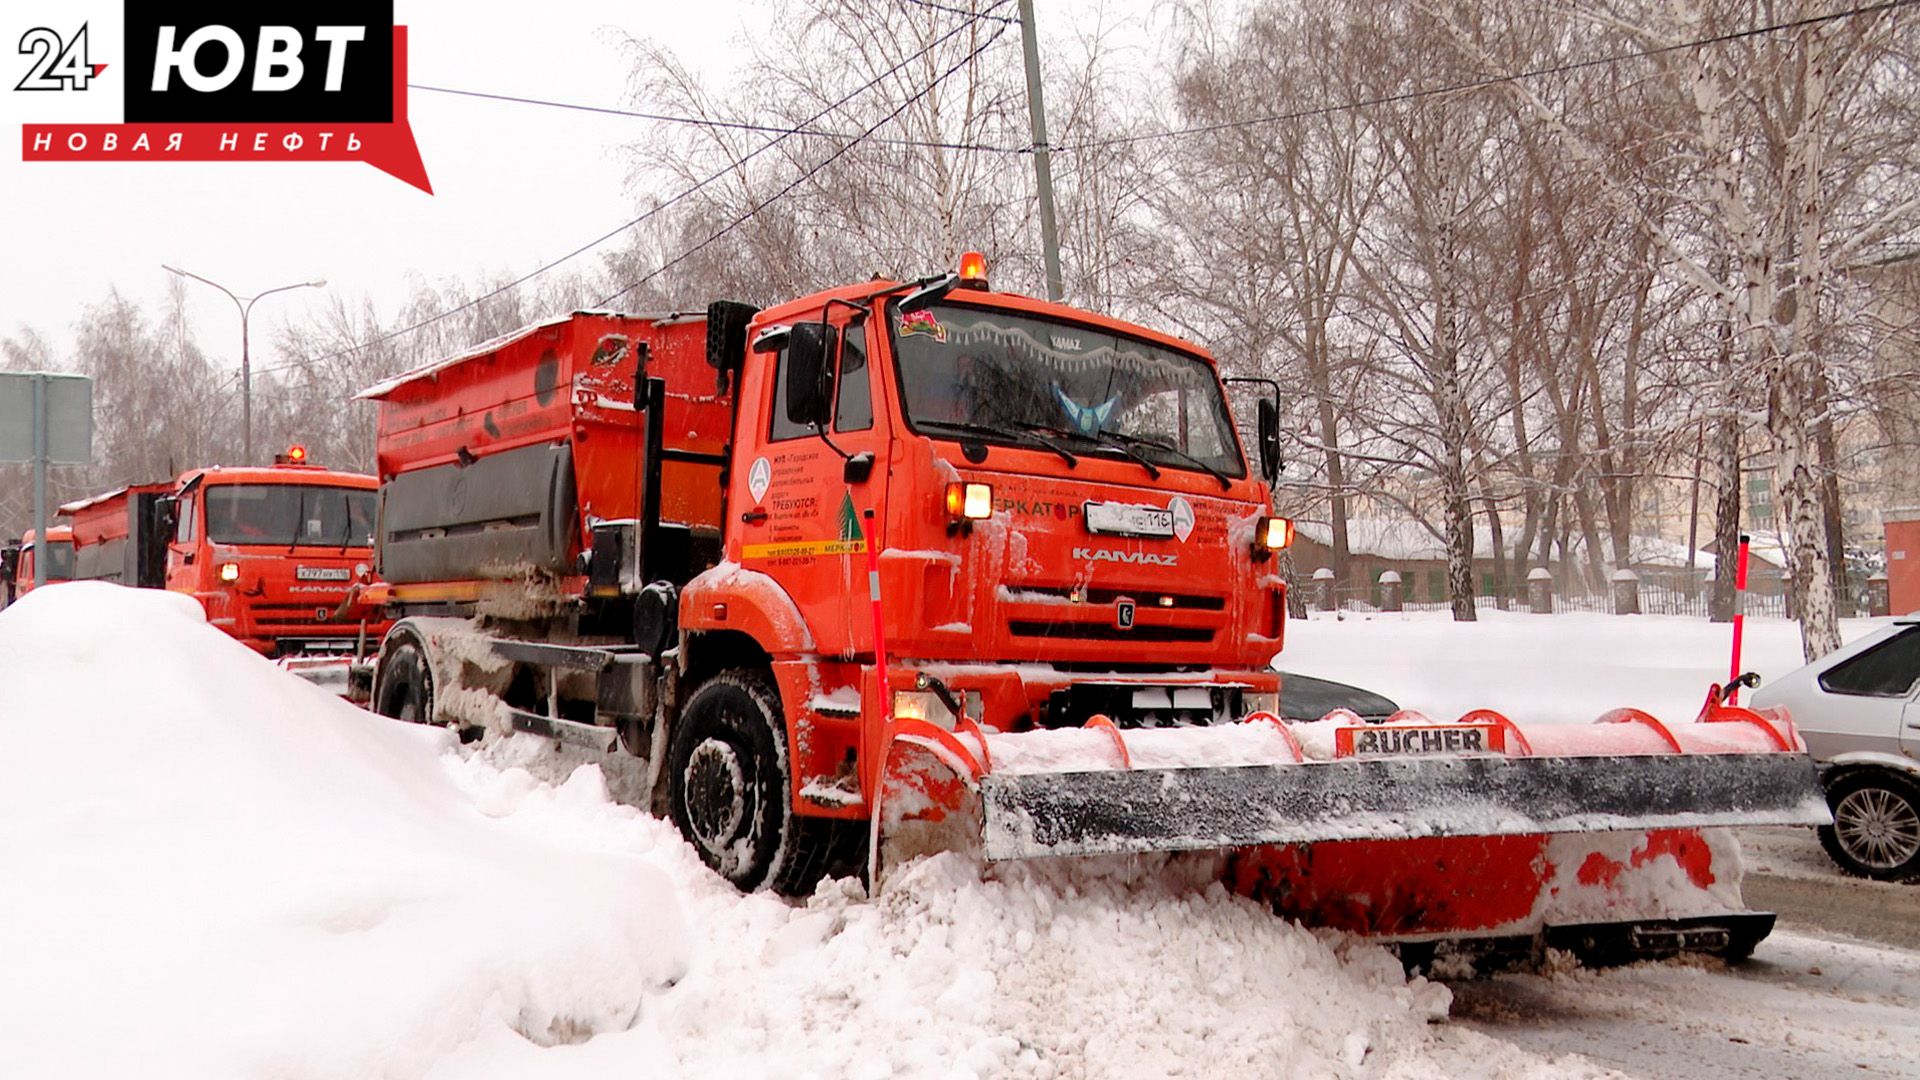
[16,24,105,91]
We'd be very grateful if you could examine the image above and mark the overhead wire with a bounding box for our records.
[896,0,1018,24]
[268,0,1015,377]
[1053,0,1919,151]
[599,21,1011,305]
[407,83,1025,153]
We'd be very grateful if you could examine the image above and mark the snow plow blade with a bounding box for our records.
[978,751,1826,861]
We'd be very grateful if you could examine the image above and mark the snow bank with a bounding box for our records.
[0,585,1592,1078]
[1282,608,1891,726]
[427,756,1588,1080]
[0,584,686,1079]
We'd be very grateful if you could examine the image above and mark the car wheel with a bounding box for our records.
[1818,770,1920,882]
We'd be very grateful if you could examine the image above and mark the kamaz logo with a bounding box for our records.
[1073,547,1178,567]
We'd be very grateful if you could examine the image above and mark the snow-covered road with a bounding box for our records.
[1452,928,1920,1079]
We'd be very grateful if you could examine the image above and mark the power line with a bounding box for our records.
[600,23,1011,306]
[274,0,1015,377]
[1055,0,1919,151]
[409,83,1025,153]
[897,0,1017,24]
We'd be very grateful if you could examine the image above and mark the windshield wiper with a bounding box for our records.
[917,419,1078,468]
[1022,423,1161,481]
[1100,431,1233,490]
[287,487,309,554]
[338,494,356,554]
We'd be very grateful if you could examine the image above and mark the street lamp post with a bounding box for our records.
[163,265,326,465]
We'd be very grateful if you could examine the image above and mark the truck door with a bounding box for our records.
[732,314,889,659]
[165,490,200,593]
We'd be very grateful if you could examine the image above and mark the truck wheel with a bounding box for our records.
[668,670,854,895]
[374,632,435,726]
[1819,770,1920,882]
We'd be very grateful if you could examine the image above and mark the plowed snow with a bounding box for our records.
[0,584,1595,1078]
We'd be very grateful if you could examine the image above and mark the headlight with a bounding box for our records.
[1243,691,1280,716]
[1256,516,1294,551]
[892,690,955,730]
[944,482,993,521]
[218,562,241,583]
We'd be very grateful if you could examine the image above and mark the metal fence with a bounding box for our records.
[1308,583,1795,619]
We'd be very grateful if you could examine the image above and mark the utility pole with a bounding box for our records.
[1017,0,1064,302]
[32,374,46,590]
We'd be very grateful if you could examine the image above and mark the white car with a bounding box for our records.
[1751,618,1920,881]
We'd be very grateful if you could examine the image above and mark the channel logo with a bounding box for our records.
[17,1,430,192]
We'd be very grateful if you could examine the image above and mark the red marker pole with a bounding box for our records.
[1728,533,1752,705]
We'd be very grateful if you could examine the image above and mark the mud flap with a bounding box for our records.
[979,752,1828,861]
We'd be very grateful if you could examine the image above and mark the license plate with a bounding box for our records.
[1083,501,1174,538]
[296,566,351,582]
[1335,724,1506,758]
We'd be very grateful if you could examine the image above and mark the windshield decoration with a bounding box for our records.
[890,303,1246,480]
[898,310,948,343]
[1051,384,1117,436]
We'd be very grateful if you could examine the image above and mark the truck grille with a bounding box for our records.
[1008,585,1225,611]
[1007,620,1215,644]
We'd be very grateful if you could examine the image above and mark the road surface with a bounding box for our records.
[1453,828,1920,1079]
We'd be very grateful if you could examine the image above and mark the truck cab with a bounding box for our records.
[162,451,389,659]
[2,526,74,607]
[679,265,1289,810]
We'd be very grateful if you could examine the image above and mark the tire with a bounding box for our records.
[667,669,859,895]
[374,632,434,725]
[1818,770,1920,882]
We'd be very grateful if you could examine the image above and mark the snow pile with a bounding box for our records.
[430,753,1588,1080]
[0,584,686,1080]
[0,585,1594,1079]
[1282,608,1890,726]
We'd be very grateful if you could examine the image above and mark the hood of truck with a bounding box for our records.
[879,445,1286,670]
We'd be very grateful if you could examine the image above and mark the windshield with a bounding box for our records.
[204,484,376,548]
[39,541,74,580]
[888,303,1245,478]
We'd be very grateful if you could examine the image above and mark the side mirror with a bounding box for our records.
[1256,398,1281,481]
[786,321,838,429]
[156,496,179,536]
[0,546,17,578]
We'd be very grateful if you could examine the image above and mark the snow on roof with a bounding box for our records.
[1556,531,1717,571]
[1294,518,1462,562]
[56,486,131,516]
[353,308,692,401]
[353,312,576,400]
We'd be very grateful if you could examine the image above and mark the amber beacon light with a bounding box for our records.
[957,251,989,290]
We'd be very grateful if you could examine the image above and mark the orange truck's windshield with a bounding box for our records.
[890,303,1245,478]
[204,485,376,548]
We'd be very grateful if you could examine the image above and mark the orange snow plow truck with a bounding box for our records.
[1,526,74,607]
[57,451,390,695]
[362,257,1828,968]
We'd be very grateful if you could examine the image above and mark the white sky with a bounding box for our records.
[0,1,1155,374]
[0,0,762,363]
